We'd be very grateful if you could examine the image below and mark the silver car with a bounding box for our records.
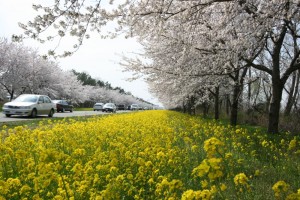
[2,94,56,118]
[102,103,117,113]
[93,103,104,111]
[130,104,139,111]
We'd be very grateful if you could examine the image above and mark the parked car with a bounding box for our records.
[102,103,117,113]
[52,100,73,112]
[117,104,126,110]
[2,94,55,118]
[130,104,139,111]
[93,103,104,111]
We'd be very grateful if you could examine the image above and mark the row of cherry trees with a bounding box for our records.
[119,0,300,134]
[0,38,151,107]
[17,0,300,133]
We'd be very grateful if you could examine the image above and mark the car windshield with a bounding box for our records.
[13,95,38,103]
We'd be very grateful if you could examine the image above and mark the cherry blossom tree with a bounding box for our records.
[51,70,89,104]
[0,39,33,100]
[0,39,87,103]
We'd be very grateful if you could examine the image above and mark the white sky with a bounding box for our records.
[0,0,160,105]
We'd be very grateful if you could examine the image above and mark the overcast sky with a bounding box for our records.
[0,0,160,105]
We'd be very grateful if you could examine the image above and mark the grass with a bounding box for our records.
[0,114,99,131]
[73,107,93,111]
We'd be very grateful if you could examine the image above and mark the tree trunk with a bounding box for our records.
[284,71,299,115]
[268,81,284,134]
[226,95,231,116]
[9,90,14,101]
[248,68,252,109]
[202,102,209,118]
[267,23,287,134]
[230,83,239,126]
[186,95,195,115]
[230,67,248,126]
[182,101,186,113]
[190,95,196,115]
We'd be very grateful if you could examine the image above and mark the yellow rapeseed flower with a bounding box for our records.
[204,137,224,157]
[288,137,297,151]
[261,140,269,147]
[272,180,290,199]
[220,183,227,191]
[193,159,210,177]
[0,110,297,199]
[201,180,208,189]
[181,190,196,200]
[234,173,248,186]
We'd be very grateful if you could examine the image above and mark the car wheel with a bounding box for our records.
[5,114,11,117]
[31,109,37,118]
[70,108,73,112]
[48,109,54,117]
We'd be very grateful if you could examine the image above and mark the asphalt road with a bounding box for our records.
[0,110,129,122]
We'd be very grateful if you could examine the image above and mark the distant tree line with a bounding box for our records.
[71,70,131,96]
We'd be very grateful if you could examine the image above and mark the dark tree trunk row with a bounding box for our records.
[284,70,300,115]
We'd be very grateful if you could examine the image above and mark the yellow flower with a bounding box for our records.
[193,159,210,177]
[200,189,212,200]
[237,159,244,164]
[148,178,155,185]
[145,161,153,167]
[220,183,227,191]
[181,190,196,200]
[261,140,269,147]
[225,153,232,159]
[288,137,297,151]
[20,185,32,195]
[286,193,300,200]
[0,110,296,199]
[109,166,118,173]
[6,178,21,189]
[251,150,257,157]
[204,137,224,157]
[234,173,248,186]
[191,145,198,152]
[235,129,241,134]
[272,181,289,198]
[201,180,208,188]
[73,148,86,156]
[157,151,165,159]
[127,174,133,180]
[208,170,223,180]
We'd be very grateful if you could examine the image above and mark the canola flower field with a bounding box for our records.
[0,110,299,200]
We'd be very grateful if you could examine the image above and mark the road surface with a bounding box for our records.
[0,110,129,122]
